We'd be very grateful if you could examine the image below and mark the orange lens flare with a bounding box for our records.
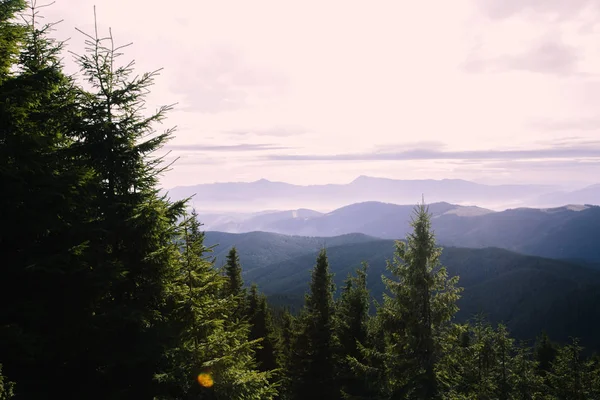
[197,372,214,388]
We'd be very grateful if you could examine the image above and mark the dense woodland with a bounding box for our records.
[1,1,600,398]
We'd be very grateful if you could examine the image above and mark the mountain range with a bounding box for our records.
[167,176,600,212]
[199,201,600,263]
[203,231,600,351]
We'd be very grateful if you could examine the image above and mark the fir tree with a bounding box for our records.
[534,331,558,374]
[0,2,97,396]
[156,211,276,399]
[292,249,340,400]
[247,284,280,373]
[225,247,244,297]
[336,263,371,398]
[550,339,588,400]
[376,202,462,399]
[69,13,186,397]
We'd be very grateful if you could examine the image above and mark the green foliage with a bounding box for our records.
[375,203,462,399]
[225,247,244,294]
[156,211,276,399]
[336,263,371,398]
[247,284,280,373]
[291,249,340,399]
[0,364,15,400]
[0,0,26,81]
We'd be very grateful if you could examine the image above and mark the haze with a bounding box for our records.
[45,0,600,189]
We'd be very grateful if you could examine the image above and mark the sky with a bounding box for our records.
[42,0,600,189]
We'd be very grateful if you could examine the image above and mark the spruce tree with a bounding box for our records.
[376,202,462,399]
[156,211,276,399]
[0,2,97,397]
[225,247,244,297]
[534,331,558,374]
[247,284,280,373]
[69,14,186,397]
[550,339,588,400]
[292,249,339,400]
[336,263,371,398]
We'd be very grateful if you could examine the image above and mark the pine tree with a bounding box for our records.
[275,308,297,399]
[534,331,558,374]
[156,211,276,399]
[292,249,340,399]
[68,14,187,397]
[0,2,97,396]
[247,284,280,373]
[550,339,588,400]
[376,202,462,399]
[225,247,244,297]
[336,263,371,398]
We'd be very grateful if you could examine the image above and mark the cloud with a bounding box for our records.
[164,143,291,152]
[476,0,599,20]
[265,144,600,162]
[498,38,579,75]
[169,47,287,114]
[224,125,307,137]
[485,159,600,170]
[529,119,600,131]
[464,34,580,76]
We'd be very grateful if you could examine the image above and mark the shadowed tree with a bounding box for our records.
[292,249,340,400]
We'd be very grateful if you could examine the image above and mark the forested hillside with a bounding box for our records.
[1,2,599,399]
[204,231,600,352]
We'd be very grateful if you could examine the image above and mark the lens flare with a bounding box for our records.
[197,372,214,388]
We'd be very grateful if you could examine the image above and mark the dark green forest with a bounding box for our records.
[1,1,600,398]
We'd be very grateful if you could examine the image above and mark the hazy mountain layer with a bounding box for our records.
[203,202,600,262]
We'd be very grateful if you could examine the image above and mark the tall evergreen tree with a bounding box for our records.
[156,211,276,399]
[68,15,186,397]
[292,249,340,400]
[534,331,558,374]
[247,284,280,373]
[336,263,371,398]
[0,2,97,397]
[376,202,462,399]
[225,247,244,297]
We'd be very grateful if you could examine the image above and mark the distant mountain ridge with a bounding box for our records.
[167,175,579,212]
[201,201,600,263]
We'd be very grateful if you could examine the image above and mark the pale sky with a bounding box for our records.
[43,0,600,189]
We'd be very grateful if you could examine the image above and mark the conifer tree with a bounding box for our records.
[549,339,589,400]
[247,284,280,373]
[376,202,462,399]
[225,247,244,297]
[275,308,297,399]
[336,263,371,398]
[156,211,276,399]
[534,331,558,375]
[292,249,340,399]
[0,2,97,396]
[69,14,187,397]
